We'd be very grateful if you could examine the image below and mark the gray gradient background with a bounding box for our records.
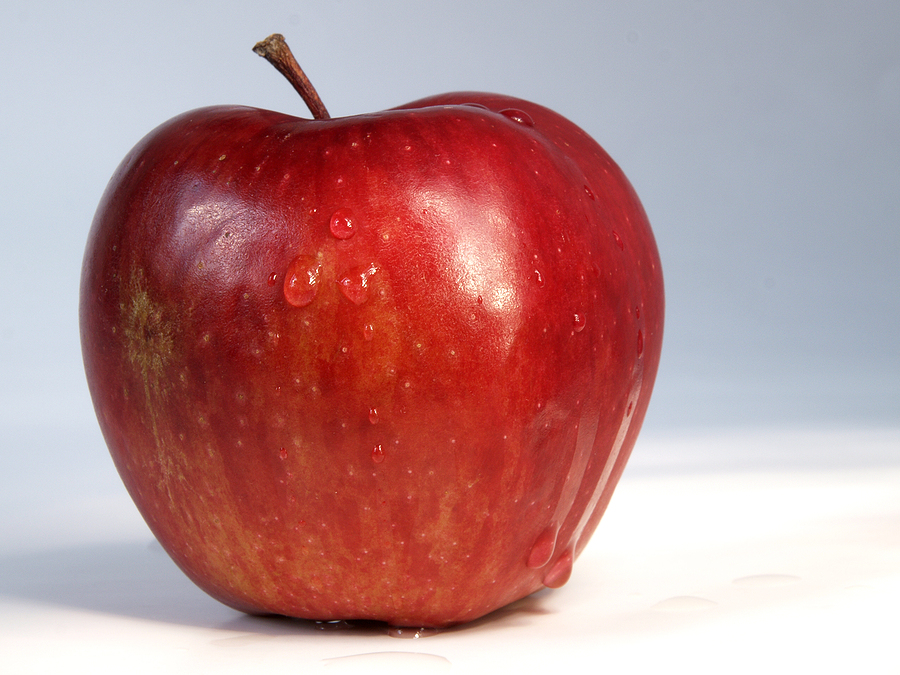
[1,0,898,525]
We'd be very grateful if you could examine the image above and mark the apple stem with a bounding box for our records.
[253,34,331,120]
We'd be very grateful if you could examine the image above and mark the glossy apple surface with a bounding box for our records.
[80,57,663,627]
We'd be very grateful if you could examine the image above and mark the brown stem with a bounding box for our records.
[253,34,331,120]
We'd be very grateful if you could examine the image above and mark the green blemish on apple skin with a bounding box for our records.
[122,268,182,491]
[123,269,175,384]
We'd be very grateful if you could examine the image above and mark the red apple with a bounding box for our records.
[80,35,663,628]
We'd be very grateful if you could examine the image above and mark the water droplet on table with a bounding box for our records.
[387,626,442,639]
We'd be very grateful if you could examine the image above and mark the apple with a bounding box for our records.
[80,34,663,628]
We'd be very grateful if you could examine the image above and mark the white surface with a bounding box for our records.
[2,427,898,674]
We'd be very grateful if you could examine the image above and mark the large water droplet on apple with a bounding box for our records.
[284,255,322,307]
[329,207,356,240]
[363,323,375,341]
[527,525,560,568]
[542,549,574,589]
[584,185,596,200]
[613,231,624,250]
[637,329,644,357]
[338,264,378,305]
[533,269,545,287]
[368,407,380,425]
[573,313,587,333]
[500,108,534,127]
[371,444,385,464]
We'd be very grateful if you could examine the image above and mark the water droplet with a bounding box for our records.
[573,313,586,333]
[533,269,545,287]
[613,231,624,250]
[637,329,644,356]
[387,626,441,639]
[329,207,356,240]
[584,185,595,200]
[283,255,322,307]
[363,323,374,341]
[314,619,354,631]
[279,447,288,460]
[462,102,489,110]
[267,272,278,287]
[371,444,385,464]
[527,525,559,568]
[500,108,534,127]
[338,264,378,305]
[542,550,574,588]
[635,305,641,319]
[368,407,380,425]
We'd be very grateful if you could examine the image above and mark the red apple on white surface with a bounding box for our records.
[79,34,663,628]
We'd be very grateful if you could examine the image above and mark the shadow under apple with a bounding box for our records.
[0,538,554,636]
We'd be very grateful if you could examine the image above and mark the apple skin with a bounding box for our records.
[80,91,663,628]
